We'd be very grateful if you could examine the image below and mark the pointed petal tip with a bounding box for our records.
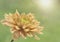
[15,9,19,14]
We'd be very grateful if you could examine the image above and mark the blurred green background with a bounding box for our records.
[0,0,60,42]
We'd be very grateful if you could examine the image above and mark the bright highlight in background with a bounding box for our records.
[35,0,54,9]
[40,0,52,8]
[34,0,54,11]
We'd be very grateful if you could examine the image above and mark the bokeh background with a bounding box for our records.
[0,0,60,42]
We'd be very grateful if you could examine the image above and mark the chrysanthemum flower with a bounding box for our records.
[1,10,44,40]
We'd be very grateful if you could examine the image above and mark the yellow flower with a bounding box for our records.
[1,10,44,40]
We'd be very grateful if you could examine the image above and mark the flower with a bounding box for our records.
[1,10,44,40]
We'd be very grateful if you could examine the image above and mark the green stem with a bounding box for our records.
[11,39,14,42]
